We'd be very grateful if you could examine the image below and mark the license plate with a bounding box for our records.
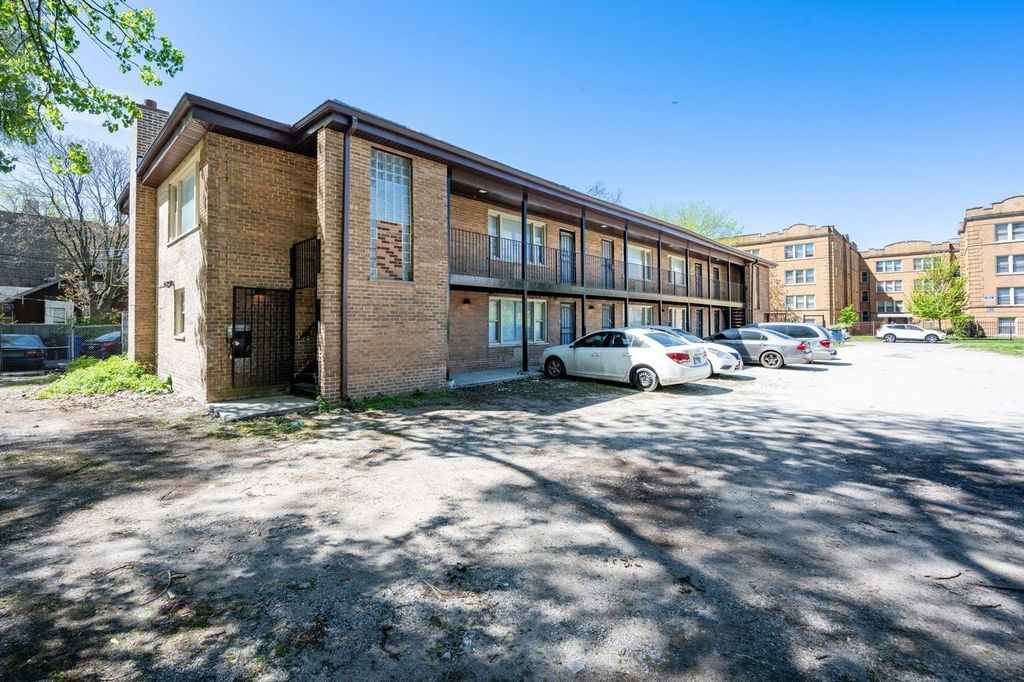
[692,352,705,365]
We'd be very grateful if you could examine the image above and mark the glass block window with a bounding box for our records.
[370,149,412,280]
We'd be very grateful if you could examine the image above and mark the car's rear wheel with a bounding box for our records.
[630,366,659,392]
[760,351,784,369]
[544,357,566,379]
[883,333,896,343]
[925,334,939,343]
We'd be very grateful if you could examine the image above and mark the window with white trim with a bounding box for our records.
[995,223,1024,242]
[785,294,815,310]
[784,268,815,285]
[173,288,185,336]
[626,245,653,281]
[783,243,814,259]
[913,257,940,271]
[877,300,904,313]
[747,249,760,257]
[996,287,1024,305]
[875,280,903,293]
[487,211,545,264]
[875,259,902,273]
[667,255,685,284]
[997,318,1017,336]
[996,255,1024,274]
[628,304,653,326]
[487,297,546,345]
[668,307,686,328]
[370,149,413,280]
[168,164,197,241]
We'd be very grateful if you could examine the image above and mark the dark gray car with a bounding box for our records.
[709,328,814,368]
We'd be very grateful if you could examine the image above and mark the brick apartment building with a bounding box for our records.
[959,195,1024,337]
[732,224,860,326]
[857,239,958,331]
[125,94,772,404]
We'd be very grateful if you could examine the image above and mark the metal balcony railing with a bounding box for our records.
[450,229,747,302]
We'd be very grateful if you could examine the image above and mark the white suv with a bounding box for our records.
[876,324,947,343]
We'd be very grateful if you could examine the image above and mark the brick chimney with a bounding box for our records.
[131,99,169,168]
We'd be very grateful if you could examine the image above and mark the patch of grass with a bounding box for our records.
[952,338,1024,357]
[211,416,312,440]
[349,388,457,411]
[35,356,170,398]
[848,335,880,342]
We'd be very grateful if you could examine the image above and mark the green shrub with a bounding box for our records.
[66,356,101,372]
[36,355,170,398]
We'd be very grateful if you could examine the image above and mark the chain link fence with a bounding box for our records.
[0,320,126,374]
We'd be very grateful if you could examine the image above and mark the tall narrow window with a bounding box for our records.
[370,149,413,280]
[173,288,185,336]
[168,164,197,241]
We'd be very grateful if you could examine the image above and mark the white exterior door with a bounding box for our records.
[44,300,73,324]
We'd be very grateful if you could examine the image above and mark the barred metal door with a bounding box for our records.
[559,231,575,284]
[559,303,575,345]
[231,287,294,389]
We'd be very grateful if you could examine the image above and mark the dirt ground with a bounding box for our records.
[1,341,1023,681]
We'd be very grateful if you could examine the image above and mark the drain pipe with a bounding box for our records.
[341,116,357,400]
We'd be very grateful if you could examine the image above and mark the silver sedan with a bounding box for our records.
[708,328,814,368]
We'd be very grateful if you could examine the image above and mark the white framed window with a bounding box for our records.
[747,249,760,257]
[913,257,940,271]
[784,268,815,285]
[995,255,1024,274]
[914,279,935,292]
[875,259,902,273]
[168,163,197,241]
[668,307,686,328]
[995,223,1024,242]
[877,300,904,313]
[785,294,815,310]
[997,318,1017,336]
[875,280,903,293]
[996,287,1024,305]
[667,255,685,283]
[44,299,73,324]
[628,304,653,326]
[783,243,814,259]
[487,211,545,264]
[626,245,653,281]
[370,149,413,280]
[487,297,546,345]
[173,288,185,336]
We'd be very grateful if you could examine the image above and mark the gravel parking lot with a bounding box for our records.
[1,341,1022,680]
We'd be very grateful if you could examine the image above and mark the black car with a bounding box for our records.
[81,331,123,358]
[1,334,46,371]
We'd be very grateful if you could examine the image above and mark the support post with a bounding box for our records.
[657,235,664,324]
[623,221,630,325]
[521,191,529,372]
[580,208,588,336]
[445,167,452,380]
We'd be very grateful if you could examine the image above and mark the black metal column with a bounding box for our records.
[445,167,452,379]
[580,208,587,336]
[521,191,529,372]
[623,221,630,326]
[657,235,664,324]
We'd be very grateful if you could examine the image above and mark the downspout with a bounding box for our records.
[341,116,357,400]
[445,167,452,380]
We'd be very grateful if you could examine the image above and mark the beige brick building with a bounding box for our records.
[857,239,958,332]
[959,195,1024,337]
[733,224,860,326]
[126,94,771,404]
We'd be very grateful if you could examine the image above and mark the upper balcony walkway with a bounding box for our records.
[449,229,746,306]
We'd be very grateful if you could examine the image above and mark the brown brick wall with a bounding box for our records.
[343,138,449,398]
[316,128,344,402]
[960,196,1024,336]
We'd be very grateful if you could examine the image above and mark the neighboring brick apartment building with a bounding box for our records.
[733,224,860,326]
[857,239,958,331]
[125,94,772,403]
[959,195,1024,337]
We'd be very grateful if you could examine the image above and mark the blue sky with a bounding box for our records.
[68,0,1023,247]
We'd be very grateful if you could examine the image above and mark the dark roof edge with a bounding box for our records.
[136,94,766,265]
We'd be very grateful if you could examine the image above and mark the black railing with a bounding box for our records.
[450,229,747,302]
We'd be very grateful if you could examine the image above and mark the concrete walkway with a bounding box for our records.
[449,366,541,389]
[208,394,318,422]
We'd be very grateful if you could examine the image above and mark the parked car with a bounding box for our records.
[542,327,712,392]
[876,324,947,343]
[81,331,123,358]
[745,322,838,361]
[0,334,46,372]
[708,328,814,368]
[638,325,744,375]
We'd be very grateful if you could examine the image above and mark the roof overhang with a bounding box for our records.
[134,94,768,265]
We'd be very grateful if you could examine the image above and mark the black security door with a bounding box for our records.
[231,286,293,389]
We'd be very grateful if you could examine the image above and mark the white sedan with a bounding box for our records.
[876,323,947,343]
[541,327,712,392]
[638,325,744,375]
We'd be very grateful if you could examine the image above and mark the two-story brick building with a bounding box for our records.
[733,224,860,326]
[959,195,1024,337]
[126,94,772,403]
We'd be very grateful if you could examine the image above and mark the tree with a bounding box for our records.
[0,1,183,174]
[907,259,966,331]
[837,304,858,329]
[585,180,623,205]
[3,133,128,317]
[642,201,741,242]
